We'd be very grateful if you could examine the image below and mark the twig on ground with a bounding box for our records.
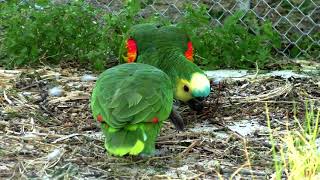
[180,139,201,155]
[52,133,80,143]
[3,90,13,105]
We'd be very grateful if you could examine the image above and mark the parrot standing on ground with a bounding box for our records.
[120,23,210,112]
[91,63,173,156]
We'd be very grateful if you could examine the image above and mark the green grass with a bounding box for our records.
[266,102,320,179]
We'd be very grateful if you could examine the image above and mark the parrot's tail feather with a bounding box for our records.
[104,126,146,156]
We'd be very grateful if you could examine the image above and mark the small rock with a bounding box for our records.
[22,92,32,96]
[25,144,35,150]
[81,74,97,82]
[48,86,64,97]
[47,148,63,161]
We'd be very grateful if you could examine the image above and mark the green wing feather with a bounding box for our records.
[119,23,159,63]
[91,63,173,156]
[124,23,189,54]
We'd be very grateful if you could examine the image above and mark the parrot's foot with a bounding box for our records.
[173,99,181,107]
[169,107,185,131]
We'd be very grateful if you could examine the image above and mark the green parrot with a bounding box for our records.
[91,63,174,156]
[120,23,210,111]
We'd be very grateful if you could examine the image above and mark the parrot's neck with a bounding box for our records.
[157,50,201,89]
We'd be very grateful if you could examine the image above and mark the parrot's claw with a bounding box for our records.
[173,99,181,107]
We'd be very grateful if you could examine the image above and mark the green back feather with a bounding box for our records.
[91,63,173,156]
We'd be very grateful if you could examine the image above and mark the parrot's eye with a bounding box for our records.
[183,85,189,92]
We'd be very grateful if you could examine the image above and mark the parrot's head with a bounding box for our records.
[175,71,210,103]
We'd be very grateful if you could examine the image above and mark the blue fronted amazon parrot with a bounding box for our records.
[120,23,210,112]
[91,63,177,156]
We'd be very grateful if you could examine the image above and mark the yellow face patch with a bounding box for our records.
[175,73,210,102]
[175,79,192,102]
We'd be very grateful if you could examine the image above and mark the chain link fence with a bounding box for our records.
[98,0,319,59]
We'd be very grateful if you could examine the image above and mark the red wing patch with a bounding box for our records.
[97,114,109,128]
[184,41,194,62]
[152,117,159,124]
[97,114,103,123]
[126,38,137,63]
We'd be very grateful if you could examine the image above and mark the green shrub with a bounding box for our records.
[0,0,110,70]
[179,5,281,69]
[103,0,171,61]
[0,1,287,70]
[0,0,170,70]
[102,0,143,60]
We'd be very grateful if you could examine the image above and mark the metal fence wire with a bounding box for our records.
[102,0,319,60]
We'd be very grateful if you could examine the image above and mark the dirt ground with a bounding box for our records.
[0,64,319,179]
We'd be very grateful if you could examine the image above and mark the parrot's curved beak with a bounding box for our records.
[187,97,205,112]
